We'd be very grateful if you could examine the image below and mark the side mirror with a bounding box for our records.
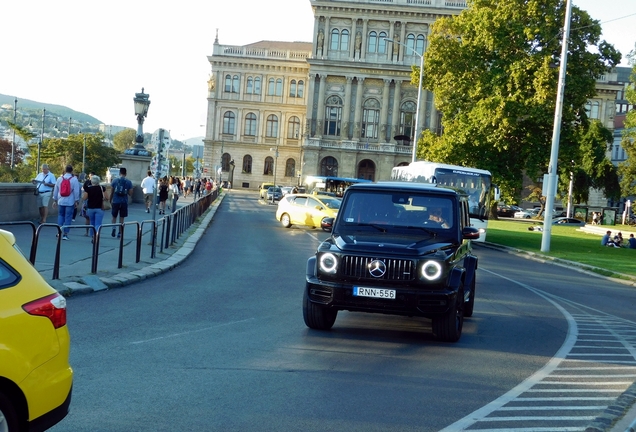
[462,226,480,240]
[321,217,334,232]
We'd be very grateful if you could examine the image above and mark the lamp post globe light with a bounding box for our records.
[384,38,424,164]
[126,88,151,156]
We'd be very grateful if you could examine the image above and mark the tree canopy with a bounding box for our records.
[618,60,636,198]
[419,0,621,202]
[113,128,137,153]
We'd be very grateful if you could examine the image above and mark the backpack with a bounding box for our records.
[60,176,72,197]
[114,178,128,196]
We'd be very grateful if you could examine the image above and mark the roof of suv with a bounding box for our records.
[347,181,460,196]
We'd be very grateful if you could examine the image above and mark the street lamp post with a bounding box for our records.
[11,98,17,169]
[38,108,46,171]
[125,88,151,156]
[384,38,424,163]
[82,133,87,175]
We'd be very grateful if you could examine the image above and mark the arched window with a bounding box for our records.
[340,29,349,51]
[221,153,231,172]
[285,158,296,177]
[232,75,239,93]
[222,111,236,135]
[242,155,252,174]
[357,159,376,181]
[290,80,297,97]
[362,98,380,139]
[268,78,276,96]
[368,31,377,53]
[254,77,261,95]
[378,32,387,53]
[244,113,257,136]
[399,101,417,141]
[275,79,283,96]
[297,80,304,98]
[320,156,338,177]
[246,77,253,94]
[266,114,279,138]
[287,116,301,139]
[324,95,343,136]
[415,34,425,56]
[224,75,232,92]
[406,34,416,55]
[264,156,274,175]
[586,101,600,119]
[330,29,340,51]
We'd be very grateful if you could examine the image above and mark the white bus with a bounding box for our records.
[391,161,497,241]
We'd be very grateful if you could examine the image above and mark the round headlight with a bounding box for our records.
[421,260,442,281]
[319,253,338,274]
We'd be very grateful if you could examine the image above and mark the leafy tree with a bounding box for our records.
[420,0,620,202]
[113,128,136,153]
[0,137,26,166]
[618,59,636,197]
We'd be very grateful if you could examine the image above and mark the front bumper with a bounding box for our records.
[306,275,457,318]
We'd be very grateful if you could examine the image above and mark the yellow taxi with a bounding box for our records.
[276,193,341,230]
[0,229,73,431]
[258,182,276,199]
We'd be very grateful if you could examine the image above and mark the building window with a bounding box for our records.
[232,75,239,93]
[222,111,236,135]
[268,78,275,96]
[254,77,261,95]
[362,98,380,139]
[242,155,252,174]
[399,101,417,141]
[287,116,301,139]
[224,75,232,92]
[320,156,338,177]
[368,31,377,53]
[324,95,343,136]
[415,35,425,56]
[246,77,253,94]
[330,29,340,51]
[378,32,387,53]
[586,101,600,119]
[221,153,231,172]
[290,80,297,97]
[297,80,304,98]
[406,34,416,56]
[285,158,296,177]
[266,114,279,138]
[340,29,349,51]
[276,78,283,96]
[244,112,257,136]
[264,156,274,175]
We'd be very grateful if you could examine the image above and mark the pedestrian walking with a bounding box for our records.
[194,178,202,199]
[184,177,191,198]
[32,163,56,224]
[159,177,169,214]
[82,175,107,241]
[141,170,156,213]
[169,176,180,213]
[110,167,133,238]
[52,165,81,240]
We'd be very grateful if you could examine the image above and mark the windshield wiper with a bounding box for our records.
[403,226,438,237]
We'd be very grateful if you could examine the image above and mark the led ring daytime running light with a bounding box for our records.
[422,260,442,280]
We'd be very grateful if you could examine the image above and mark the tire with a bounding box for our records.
[281,213,292,228]
[303,289,337,330]
[432,284,464,342]
[0,391,19,432]
[464,276,475,318]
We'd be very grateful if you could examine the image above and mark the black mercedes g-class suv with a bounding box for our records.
[303,181,480,342]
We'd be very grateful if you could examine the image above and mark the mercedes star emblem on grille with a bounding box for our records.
[368,260,387,278]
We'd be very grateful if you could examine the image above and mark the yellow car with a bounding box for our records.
[258,182,276,199]
[0,229,73,431]
[276,193,341,230]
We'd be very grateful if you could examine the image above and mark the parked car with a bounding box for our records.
[514,208,541,219]
[549,217,587,226]
[496,205,516,217]
[276,193,341,230]
[302,182,480,342]
[266,187,283,202]
[0,229,73,431]
[281,186,295,196]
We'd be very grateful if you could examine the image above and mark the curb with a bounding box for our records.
[51,193,225,296]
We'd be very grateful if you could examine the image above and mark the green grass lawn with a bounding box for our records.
[485,220,636,279]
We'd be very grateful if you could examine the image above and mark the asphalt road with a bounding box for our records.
[50,190,636,431]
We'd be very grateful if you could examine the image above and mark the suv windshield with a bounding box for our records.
[335,190,454,233]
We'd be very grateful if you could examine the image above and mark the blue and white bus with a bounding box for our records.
[391,161,497,241]
[304,175,372,197]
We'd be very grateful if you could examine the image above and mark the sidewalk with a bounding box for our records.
[2,191,225,296]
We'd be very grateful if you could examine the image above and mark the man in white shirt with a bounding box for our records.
[52,165,81,240]
[140,170,156,213]
[32,164,56,224]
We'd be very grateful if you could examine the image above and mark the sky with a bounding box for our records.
[1,0,634,141]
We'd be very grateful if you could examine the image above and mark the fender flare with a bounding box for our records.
[463,255,478,288]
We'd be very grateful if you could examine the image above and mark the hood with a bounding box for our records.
[331,233,455,257]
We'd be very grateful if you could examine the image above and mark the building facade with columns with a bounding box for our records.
[203,0,467,189]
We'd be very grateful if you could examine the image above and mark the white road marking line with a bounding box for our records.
[130,318,255,345]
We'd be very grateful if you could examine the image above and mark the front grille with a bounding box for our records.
[341,256,415,281]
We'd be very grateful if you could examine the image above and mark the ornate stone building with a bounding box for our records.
[203,0,467,189]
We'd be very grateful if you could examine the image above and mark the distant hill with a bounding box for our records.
[0,93,102,125]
